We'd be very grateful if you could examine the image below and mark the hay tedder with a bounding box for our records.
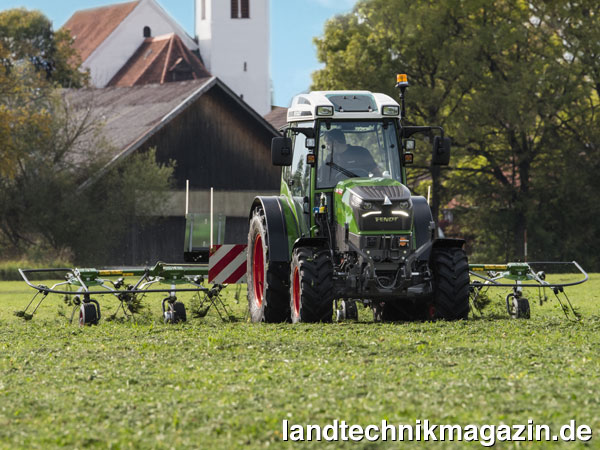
[17,243,247,325]
[469,261,588,321]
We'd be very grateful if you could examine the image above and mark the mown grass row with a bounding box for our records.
[0,276,598,449]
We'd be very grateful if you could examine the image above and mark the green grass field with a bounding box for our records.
[0,275,598,449]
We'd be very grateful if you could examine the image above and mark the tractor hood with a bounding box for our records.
[334,178,413,233]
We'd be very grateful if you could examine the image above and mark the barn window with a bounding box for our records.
[143,26,151,37]
[231,0,249,18]
[243,61,247,72]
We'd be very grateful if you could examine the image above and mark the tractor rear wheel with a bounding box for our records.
[429,247,470,320]
[290,247,334,323]
[247,208,290,323]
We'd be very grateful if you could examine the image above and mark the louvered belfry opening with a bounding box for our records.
[231,0,250,18]
[241,0,249,18]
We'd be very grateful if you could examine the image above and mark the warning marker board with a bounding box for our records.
[208,244,247,284]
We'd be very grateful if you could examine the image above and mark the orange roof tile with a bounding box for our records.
[107,33,211,87]
[63,1,139,62]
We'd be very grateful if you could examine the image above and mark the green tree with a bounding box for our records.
[312,0,600,266]
[0,8,88,88]
[0,9,174,263]
[0,79,175,263]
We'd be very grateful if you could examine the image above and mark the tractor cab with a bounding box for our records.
[272,91,411,237]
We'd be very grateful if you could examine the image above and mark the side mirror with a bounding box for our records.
[432,136,451,166]
[271,137,293,166]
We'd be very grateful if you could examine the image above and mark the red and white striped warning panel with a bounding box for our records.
[209,244,247,284]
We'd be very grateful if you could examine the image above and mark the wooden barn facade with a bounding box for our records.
[67,77,280,264]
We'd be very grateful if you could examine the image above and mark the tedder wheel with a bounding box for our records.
[372,302,384,322]
[247,208,290,322]
[507,294,530,319]
[173,301,187,323]
[290,247,334,323]
[429,247,470,320]
[79,302,99,326]
[336,299,358,322]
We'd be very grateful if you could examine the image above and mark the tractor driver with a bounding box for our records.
[319,129,382,185]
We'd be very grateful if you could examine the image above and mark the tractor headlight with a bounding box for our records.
[398,200,411,209]
[316,105,334,116]
[350,194,372,210]
[382,105,400,116]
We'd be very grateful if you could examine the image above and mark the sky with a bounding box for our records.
[0,0,357,107]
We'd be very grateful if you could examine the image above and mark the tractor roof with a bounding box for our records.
[287,90,400,123]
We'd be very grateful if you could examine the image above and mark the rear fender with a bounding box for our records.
[250,197,299,263]
[432,238,466,250]
[293,237,329,252]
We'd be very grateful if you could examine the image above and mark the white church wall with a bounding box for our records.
[195,0,271,115]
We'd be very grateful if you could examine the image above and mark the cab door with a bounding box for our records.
[281,129,312,236]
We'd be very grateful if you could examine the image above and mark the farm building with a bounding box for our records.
[63,0,271,115]
[66,77,280,265]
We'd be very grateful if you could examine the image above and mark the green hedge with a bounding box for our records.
[0,260,72,281]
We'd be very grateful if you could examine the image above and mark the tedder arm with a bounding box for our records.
[17,262,233,325]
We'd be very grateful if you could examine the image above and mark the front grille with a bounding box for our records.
[350,184,410,201]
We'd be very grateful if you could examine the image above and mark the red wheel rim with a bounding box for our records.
[292,266,300,317]
[252,234,264,307]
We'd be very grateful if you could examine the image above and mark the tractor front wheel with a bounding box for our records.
[290,247,334,323]
[247,208,290,323]
[429,247,470,320]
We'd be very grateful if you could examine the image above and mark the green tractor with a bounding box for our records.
[247,75,469,323]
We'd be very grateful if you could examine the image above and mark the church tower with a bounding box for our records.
[195,0,271,116]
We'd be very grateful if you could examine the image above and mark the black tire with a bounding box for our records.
[344,300,358,321]
[517,298,530,319]
[336,299,358,322]
[173,301,187,323]
[79,303,98,326]
[508,295,530,319]
[247,208,290,323]
[429,247,470,320]
[290,247,334,323]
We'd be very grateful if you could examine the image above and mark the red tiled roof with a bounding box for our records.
[107,33,211,87]
[63,1,139,62]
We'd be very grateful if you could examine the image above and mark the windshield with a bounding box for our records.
[316,121,402,188]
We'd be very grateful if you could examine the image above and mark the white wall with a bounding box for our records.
[195,0,271,115]
[85,0,199,87]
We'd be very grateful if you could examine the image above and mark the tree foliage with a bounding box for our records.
[0,10,174,264]
[0,8,88,88]
[312,0,600,268]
